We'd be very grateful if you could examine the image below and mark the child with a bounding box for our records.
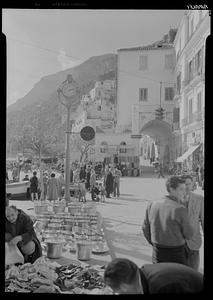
[99,182,106,202]
[91,182,100,202]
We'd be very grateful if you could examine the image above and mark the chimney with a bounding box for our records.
[168,28,177,43]
[163,34,168,43]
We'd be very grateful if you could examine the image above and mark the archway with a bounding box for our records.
[139,119,173,166]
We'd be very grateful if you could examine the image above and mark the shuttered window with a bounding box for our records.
[165,54,174,69]
[139,55,148,70]
[165,87,174,101]
[139,88,148,101]
[197,92,202,112]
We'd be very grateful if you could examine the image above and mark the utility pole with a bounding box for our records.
[160,81,162,108]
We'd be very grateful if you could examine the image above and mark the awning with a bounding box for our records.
[176,144,200,163]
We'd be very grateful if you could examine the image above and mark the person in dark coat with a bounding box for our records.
[104,258,203,294]
[30,171,39,201]
[70,168,74,183]
[79,166,86,181]
[86,167,91,190]
[105,168,114,198]
[5,205,42,264]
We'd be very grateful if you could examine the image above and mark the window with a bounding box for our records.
[197,92,202,112]
[189,59,194,81]
[139,88,148,101]
[190,18,194,37]
[165,87,174,101]
[176,73,181,94]
[189,99,193,119]
[139,55,148,70]
[195,49,202,72]
[173,107,180,123]
[165,54,174,69]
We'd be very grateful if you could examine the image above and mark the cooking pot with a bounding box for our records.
[53,205,66,214]
[76,240,93,261]
[46,240,65,258]
[34,205,48,215]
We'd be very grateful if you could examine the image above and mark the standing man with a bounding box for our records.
[142,176,194,266]
[58,170,65,200]
[181,175,204,271]
[90,169,96,201]
[113,167,122,198]
[157,162,165,178]
[30,171,39,201]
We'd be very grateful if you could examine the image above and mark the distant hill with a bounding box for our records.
[6,53,117,156]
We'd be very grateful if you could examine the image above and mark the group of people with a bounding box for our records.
[72,164,122,201]
[22,170,65,202]
[102,174,204,294]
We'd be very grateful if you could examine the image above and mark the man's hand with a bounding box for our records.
[9,235,22,246]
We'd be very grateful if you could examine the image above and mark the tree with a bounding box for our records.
[70,133,95,163]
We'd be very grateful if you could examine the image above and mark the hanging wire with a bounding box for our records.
[7,36,176,85]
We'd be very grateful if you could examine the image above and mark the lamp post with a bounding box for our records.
[57,74,80,202]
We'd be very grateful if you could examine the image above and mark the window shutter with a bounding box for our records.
[139,55,148,70]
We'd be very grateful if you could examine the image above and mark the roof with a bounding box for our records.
[118,40,174,52]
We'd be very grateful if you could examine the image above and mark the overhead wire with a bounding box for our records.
[7,36,176,85]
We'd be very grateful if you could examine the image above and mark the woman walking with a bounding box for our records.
[47,173,59,201]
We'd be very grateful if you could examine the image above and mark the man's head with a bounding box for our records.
[104,258,143,294]
[166,176,186,201]
[33,171,37,176]
[181,175,193,193]
[6,205,19,224]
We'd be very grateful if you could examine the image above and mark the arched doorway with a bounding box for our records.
[139,119,173,166]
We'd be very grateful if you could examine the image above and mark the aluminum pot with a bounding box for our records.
[53,205,66,214]
[46,240,64,258]
[76,241,93,261]
[34,205,48,215]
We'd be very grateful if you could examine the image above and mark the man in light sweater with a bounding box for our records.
[142,176,194,266]
[181,175,204,271]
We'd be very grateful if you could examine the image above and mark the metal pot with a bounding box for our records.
[46,240,64,258]
[76,241,93,261]
[53,205,65,214]
[48,223,62,230]
[34,205,48,215]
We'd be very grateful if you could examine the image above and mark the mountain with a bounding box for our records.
[6,53,117,156]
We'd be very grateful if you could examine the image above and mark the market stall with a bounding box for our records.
[5,199,113,294]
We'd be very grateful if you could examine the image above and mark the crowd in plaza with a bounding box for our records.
[5,158,204,293]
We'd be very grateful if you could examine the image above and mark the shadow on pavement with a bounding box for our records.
[104,227,152,263]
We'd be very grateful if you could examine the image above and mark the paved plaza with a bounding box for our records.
[9,176,204,273]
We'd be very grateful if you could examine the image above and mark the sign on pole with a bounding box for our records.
[80,126,95,141]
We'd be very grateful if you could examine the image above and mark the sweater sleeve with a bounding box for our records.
[142,202,153,245]
[178,207,194,240]
[19,214,34,245]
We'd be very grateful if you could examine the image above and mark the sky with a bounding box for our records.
[2,9,184,107]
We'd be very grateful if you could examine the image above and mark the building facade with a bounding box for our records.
[116,29,177,164]
[173,10,210,170]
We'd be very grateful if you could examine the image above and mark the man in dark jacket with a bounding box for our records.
[5,205,42,264]
[104,258,203,294]
[105,168,114,198]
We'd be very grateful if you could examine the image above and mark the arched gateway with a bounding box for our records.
[139,119,173,165]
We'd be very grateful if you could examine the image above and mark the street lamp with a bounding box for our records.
[57,74,80,202]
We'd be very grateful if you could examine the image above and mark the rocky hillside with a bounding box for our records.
[6,53,117,156]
